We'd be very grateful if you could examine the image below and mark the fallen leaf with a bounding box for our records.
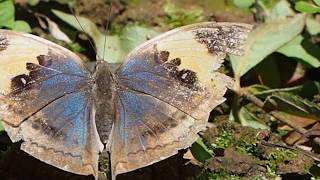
[35,13,71,43]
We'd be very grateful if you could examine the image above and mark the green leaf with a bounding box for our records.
[190,138,213,162]
[265,92,320,119]
[68,42,84,53]
[53,9,160,63]
[55,0,74,4]
[314,0,320,6]
[52,9,106,57]
[107,25,159,64]
[277,35,320,68]
[269,0,295,19]
[248,81,320,99]
[295,1,320,13]
[232,0,255,8]
[230,105,269,130]
[0,0,15,28]
[27,0,40,6]
[306,16,320,35]
[162,0,205,28]
[12,20,31,33]
[230,14,306,79]
[0,120,4,132]
[119,25,160,55]
[309,165,320,178]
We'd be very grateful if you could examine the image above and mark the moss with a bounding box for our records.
[160,0,206,28]
[195,169,242,180]
[211,123,234,150]
[266,149,297,177]
[235,138,259,155]
[209,171,242,180]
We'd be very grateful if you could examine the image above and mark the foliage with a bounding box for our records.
[0,120,3,132]
[229,0,320,141]
[161,0,205,28]
[0,0,31,32]
[235,138,258,155]
[206,170,242,180]
[295,1,320,13]
[265,92,320,118]
[211,125,234,149]
[266,149,297,176]
[53,9,159,63]
[232,0,255,9]
[230,11,307,80]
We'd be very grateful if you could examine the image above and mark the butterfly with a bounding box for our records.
[0,22,251,179]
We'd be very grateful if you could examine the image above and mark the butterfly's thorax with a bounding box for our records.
[92,61,115,144]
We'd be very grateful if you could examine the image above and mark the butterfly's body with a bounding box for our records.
[0,22,252,179]
[92,61,115,144]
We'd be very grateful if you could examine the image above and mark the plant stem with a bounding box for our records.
[235,89,320,145]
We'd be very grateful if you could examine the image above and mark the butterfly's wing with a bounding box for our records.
[0,30,103,176]
[111,22,252,177]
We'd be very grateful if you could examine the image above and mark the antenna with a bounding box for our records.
[69,7,102,61]
[102,1,113,62]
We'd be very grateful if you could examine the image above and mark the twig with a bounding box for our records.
[235,89,320,145]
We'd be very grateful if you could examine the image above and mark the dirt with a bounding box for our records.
[207,148,266,177]
[76,0,254,32]
[75,0,126,27]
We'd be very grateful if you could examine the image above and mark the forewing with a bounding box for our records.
[0,30,103,176]
[0,30,90,127]
[112,22,252,177]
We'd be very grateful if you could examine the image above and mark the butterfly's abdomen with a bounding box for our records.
[92,61,115,145]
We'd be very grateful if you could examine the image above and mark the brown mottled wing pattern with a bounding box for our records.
[111,22,252,178]
[0,30,103,177]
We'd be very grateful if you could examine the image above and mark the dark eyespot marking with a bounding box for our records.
[11,74,32,90]
[194,25,248,55]
[150,46,199,89]
[26,63,40,71]
[37,54,53,66]
[169,58,181,66]
[159,51,170,62]
[159,55,198,89]
[0,36,9,50]
[178,69,198,87]
[10,54,53,94]
[155,50,170,64]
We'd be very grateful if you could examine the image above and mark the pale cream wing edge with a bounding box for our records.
[0,29,86,95]
[122,22,252,87]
